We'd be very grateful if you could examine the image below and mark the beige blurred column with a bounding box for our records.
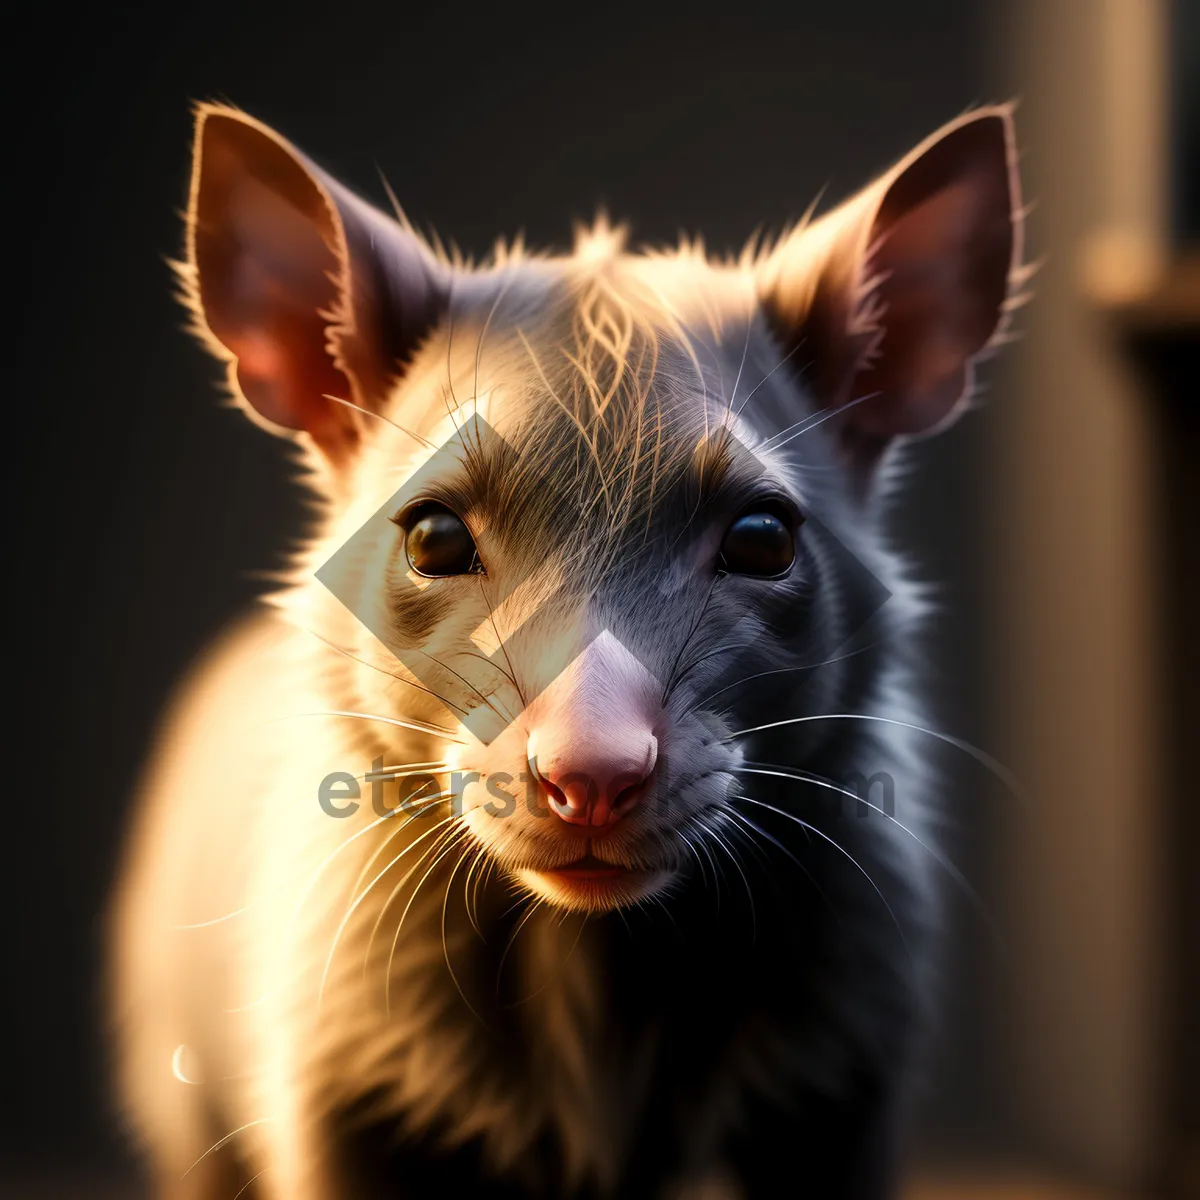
[993,0,1169,1189]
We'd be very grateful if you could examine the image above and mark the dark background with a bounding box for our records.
[7,2,1048,1191]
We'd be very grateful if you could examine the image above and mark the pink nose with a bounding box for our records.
[530,731,658,828]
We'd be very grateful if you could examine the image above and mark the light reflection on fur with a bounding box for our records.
[109,100,1025,1197]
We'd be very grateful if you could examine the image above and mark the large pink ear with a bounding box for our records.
[183,105,449,466]
[758,106,1025,465]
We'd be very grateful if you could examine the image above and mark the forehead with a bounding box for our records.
[386,256,797,535]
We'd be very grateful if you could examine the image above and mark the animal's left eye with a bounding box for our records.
[718,508,798,578]
[394,503,482,577]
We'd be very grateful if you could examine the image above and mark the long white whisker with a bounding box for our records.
[736,795,910,959]
[690,644,878,710]
[715,806,840,916]
[345,787,449,902]
[281,709,466,743]
[233,1169,266,1199]
[172,905,252,931]
[303,627,471,717]
[722,713,1026,801]
[441,842,486,1023]
[283,808,414,953]
[462,844,489,939]
[501,910,589,1010]
[323,393,438,450]
[177,782,447,934]
[735,764,996,936]
[385,828,467,1015]
[181,1118,271,1178]
[724,315,753,419]
[720,806,841,926]
[674,827,709,888]
[315,807,458,1013]
[685,816,725,910]
[364,820,464,975]
[733,339,806,415]
[495,896,543,996]
[698,811,757,940]
[762,390,881,451]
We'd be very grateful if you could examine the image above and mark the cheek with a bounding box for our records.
[456,724,543,835]
[656,720,743,807]
[385,576,467,648]
[460,771,521,819]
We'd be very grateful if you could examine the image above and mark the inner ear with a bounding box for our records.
[854,115,1017,437]
[190,112,356,457]
[757,106,1023,464]
[185,106,450,468]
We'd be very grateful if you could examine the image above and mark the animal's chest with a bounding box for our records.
[496,918,806,1191]
[335,984,762,1199]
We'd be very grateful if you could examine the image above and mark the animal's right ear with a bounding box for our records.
[182,104,449,467]
[756,106,1023,476]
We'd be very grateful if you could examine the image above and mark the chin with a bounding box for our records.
[515,863,678,912]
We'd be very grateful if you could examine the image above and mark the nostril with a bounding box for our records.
[609,773,651,819]
[539,777,579,820]
[527,759,585,822]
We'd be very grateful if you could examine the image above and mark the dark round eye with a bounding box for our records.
[397,504,481,577]
[719,509,797,578]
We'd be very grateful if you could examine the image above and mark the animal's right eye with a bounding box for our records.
[394,503,482,578]
[718,505,798,578]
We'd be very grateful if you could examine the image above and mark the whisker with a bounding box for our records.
[735,795,910,960]
[712,808,771,871]
[283,807,413,952]
[685,815,725,911]
[661,573,721,703]
[732,338,806,416]
[282,709,465,744]
[385,828,468,1015]
[172,905,252,931]
[721,806,845,929]
[477,574,529,710]
[461,844,490,939]
[233,1169,266,1199]
[723,314,754,422]
[322,394,437,451]
[181,1118,271,1179]
[223,789,452,1014]
[419,646,519,726]
[761,390,881,452]
[441,843,487,1022]
[697,811,757,941]
[500,910,589,1010]
[736,763,998,942]
[363,818,464,971]
[474,270,516,411]
[721,713,1026,801]
[689,643,878,711]
[674,826,709,890]
[358,763,453,781]
[495,896,543,997]
[316,805,458,1013]
[345,786,448,903]
[304,628,470,717]
[666,638,749,698]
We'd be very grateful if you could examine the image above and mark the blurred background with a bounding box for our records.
[5,2,1196,1196]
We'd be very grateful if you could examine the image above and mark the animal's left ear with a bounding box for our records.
[758,105,1024,466]
[182,104,450,468]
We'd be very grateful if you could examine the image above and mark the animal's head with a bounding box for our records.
[182,104,1023,913]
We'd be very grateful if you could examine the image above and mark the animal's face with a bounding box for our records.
[314,290,840,911]
[182,104,1022,911]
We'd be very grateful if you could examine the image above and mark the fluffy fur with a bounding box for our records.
[108,103,1024,1200]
